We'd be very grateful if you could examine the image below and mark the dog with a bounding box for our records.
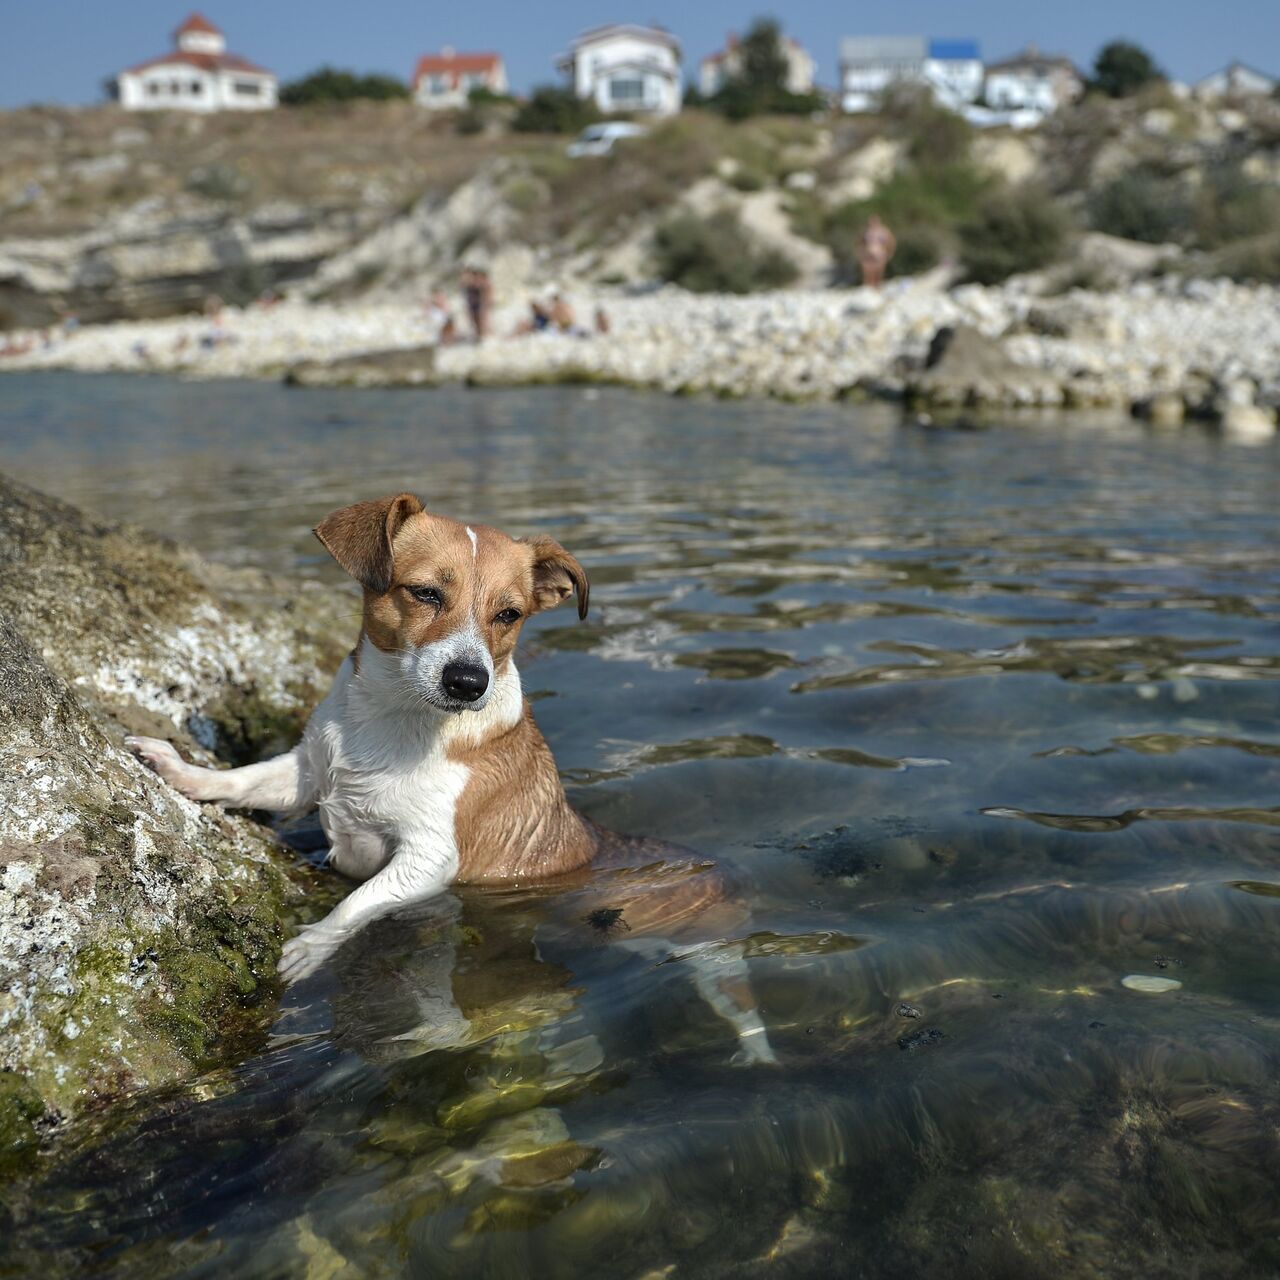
[128,493,776,1062]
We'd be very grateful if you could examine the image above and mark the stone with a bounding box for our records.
[1218,403,1277,441]
[1133,392,1185,427]
[286,345,438,388]
[908,323,1060,410]
[1121,975,1183,994]
[0,472,347,1161]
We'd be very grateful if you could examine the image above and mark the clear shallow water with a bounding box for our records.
[2,373,1280,1278]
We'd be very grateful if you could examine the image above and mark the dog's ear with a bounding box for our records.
[314,493,424,592]
[524,535,589,620]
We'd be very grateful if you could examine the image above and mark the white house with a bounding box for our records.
[115,13,277,112]
[1194,62,1278,99]
[985,47,1084,114]
[557,24,682,117]
[838,36,982,113]
[412,48,507,109]
[699,30,816,97]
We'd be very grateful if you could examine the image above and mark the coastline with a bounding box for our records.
[3,278,1278,435]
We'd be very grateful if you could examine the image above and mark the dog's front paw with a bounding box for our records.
[278,928,342,984]
[126,735,204,799]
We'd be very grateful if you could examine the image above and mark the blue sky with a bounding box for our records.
[4,1,1276,108]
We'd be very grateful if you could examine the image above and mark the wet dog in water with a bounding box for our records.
[129,493,775,1063]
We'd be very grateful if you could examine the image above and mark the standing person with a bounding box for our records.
[856,215,897,290]
[462,267,493,342]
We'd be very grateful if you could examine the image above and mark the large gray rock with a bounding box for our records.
[0,473,346,1168]
[908,324,1063,410]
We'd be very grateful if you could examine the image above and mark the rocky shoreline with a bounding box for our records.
[0,475,348,1168]
[3,277,1278,437]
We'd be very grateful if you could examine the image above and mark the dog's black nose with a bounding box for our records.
[441,662,489,703]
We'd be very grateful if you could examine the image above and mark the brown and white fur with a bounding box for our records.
[126,495,776,1064]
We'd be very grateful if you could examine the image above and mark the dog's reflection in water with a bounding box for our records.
[326,841,776,1093]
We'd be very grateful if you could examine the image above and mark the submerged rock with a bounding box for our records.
[0,472,346,1163]
[285,345,438,389]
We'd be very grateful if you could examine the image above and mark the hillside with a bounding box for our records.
[1,87,1279,328]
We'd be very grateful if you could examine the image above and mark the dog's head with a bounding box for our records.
[315,493,588,713]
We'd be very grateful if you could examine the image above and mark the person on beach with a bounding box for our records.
[461,268,492,342]
[549,293,576,334]
[594,306,611,336]
[856,215,896,290]
[426,290,457,345]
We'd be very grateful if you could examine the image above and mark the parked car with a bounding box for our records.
[566,121,648,158]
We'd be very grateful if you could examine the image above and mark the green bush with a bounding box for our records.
[879,84,975,169]
[1193,163,1280,249]
[512,86,600,134]
[959,186,1073,283]
[1204,232,1280,282]
[1087,168,1191,243]
[729,167,767,192]
[280,67,408,105]
[813,162,991,280]
[652,209,798,292]
[1090,41,1164,98]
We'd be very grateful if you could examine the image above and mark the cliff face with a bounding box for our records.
[0,473,347,1168]
[0,202,377,328]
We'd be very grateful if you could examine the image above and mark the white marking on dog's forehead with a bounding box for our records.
[465,526,478,560]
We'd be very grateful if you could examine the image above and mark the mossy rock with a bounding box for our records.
[0,473,350,1175]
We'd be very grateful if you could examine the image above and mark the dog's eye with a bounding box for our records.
[408,585,443,607]
[494,607,522,625]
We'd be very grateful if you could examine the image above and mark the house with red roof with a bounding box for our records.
[412,48,507,109]
[114,13,277,112]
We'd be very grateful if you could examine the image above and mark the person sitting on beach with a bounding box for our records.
[514,300,552,336]
[425,290,457,345]
[856,215,896,290]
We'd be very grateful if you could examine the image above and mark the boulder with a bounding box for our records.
[908,324,1061,410]
[1218,403,1277,441]
[0,473,347,1165]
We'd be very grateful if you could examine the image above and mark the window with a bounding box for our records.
[148,82,160,96]
[190,80,202,94]
[234,80,262,96]
[170,78,181,94]
[609,77,645,104]
[429,74,447,94]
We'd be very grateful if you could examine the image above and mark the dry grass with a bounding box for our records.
[0,102,542,236]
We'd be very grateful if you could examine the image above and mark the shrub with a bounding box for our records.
[280,67,408,105]
[729,167,767,192]
[879,84,975,169]
[652,209,798,292]
[959,186,1073,283]
[1193,163,1280,249]
[512,86,600,134]
[186,163,251,201]
[1087,167,1191,243]
[1203,232,1280,283]
[813,162,991,280]
[1090,41,1164,98]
